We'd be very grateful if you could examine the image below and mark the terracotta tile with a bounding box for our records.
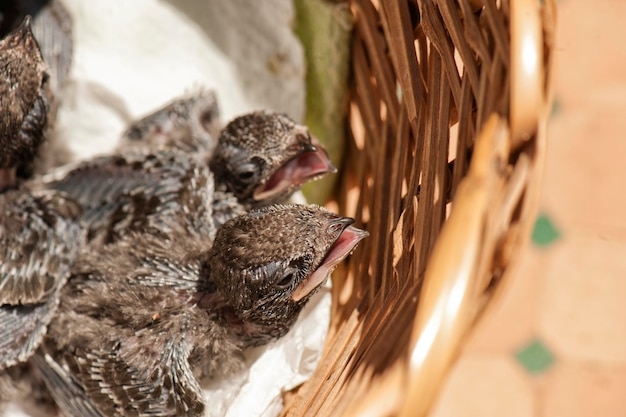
[552,1,626,108]
[543,107,626,239]
[541,362,626,417]
[430,354,535,417]
[464,249,543,354]
[537,234,626,362]
[542,0,626,238]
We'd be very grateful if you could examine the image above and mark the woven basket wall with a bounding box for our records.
[283,0,556,416]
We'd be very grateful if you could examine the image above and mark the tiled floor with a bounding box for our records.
[430,0,626,416]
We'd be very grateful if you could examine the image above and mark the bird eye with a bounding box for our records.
[238,170,254,180]
[235,163,259,183]
[275,270,296,290]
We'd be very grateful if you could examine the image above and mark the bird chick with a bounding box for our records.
[33,204,368,417]
[0,189,83,371]
[0,15,81,380]
[118,94,336,209]
[37,149,244,245]
[0,0,74,95]
[117,90,221,157]
[209,110,336,209]
[0,16,51,190]
[38,110,335,244]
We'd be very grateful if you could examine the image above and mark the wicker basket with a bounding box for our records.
[282,0,556,416]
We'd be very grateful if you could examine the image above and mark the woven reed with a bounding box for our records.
[282,0,556,416]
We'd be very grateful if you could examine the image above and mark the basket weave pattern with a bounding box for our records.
[283,0,555,416]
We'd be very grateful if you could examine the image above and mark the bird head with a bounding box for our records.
[209,111,336,209]
[208,204,368,346]
[119,90,221,155]
[0,16,50,179]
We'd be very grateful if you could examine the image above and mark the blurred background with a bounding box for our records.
[429,1,626,415]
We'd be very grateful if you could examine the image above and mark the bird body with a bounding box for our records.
[0,188,83,371]
[35,107,334,247]
[32,204,368,417]
[0,16,84,377]
[117,90,221,159]
[36,149,243,246]
[117,92,336,211]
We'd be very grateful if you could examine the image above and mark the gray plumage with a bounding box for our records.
[0,15,81,375]
[0,189,84,370]
[36,149,243,246]
[36,108,335,245]
[0,13,344,417]
[33,204,368,417]
[117,90,221,158]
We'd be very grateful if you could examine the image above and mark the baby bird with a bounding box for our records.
[0,16,51,190]
[32,204,368,417]
[117,90,221,157]
[0,16,83,373]
[117,92,336,209]
[38,109,335,245]
[38,149,242,245]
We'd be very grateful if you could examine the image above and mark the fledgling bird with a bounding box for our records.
[18,1,76,176]
[36,109,335,245]
[35,148,245,245]
[33,149,236,245]
[117,90,221,158]
[117,93,336,209]
[0,0,74,95]
[0,15,83,375]
[32,204,368,417]
[0,16,51,190]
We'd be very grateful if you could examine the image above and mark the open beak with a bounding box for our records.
[253,136,337,201]
[292,217,368,301]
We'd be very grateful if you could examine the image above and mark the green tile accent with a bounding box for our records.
[550,98,561,118]
[532,214,560,247]
[515,339,555,374]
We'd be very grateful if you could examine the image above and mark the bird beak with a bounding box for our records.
[252,134,337,202]
[291,218,368,301]
[5,16,36,50]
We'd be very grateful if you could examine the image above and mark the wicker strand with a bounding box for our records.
[280,0,555,415]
